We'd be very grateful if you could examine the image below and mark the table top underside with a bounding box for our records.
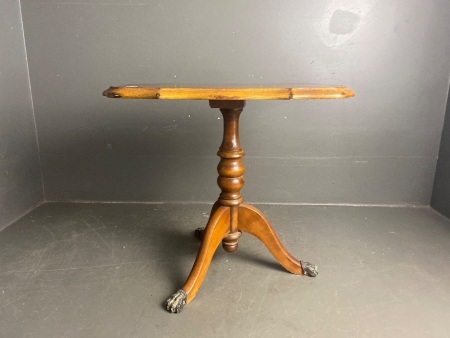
[103,84,354,100]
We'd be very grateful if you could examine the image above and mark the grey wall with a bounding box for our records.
[432,87,450,217]
[21,0,450,205]
[0,0,43,230]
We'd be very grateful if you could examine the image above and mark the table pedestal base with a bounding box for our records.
[165,100,317,313]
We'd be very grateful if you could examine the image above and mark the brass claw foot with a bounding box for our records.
[165,289,187,313]
[300,261,318,277]
[194,227,205,240]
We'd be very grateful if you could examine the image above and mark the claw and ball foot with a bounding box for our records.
[300,261,318,277]
[165,289,187,313]
[194,227,204,240]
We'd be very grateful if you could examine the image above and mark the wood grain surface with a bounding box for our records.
[103,84,354,100]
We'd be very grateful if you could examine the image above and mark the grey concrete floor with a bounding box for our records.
[1,202,450,337]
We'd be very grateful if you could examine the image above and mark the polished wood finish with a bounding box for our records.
[165,99,315,312]
[238,204,303,274]
[214,100,246,253]
[103,84,354,313]
[103,84,354,100]
[183,206,230,303]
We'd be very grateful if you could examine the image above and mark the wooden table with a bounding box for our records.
[103,84,354,313]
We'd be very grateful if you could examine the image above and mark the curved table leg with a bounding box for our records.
[237,204,318,277]
[165,205,230,313]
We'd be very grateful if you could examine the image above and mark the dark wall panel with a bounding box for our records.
[432,87,450,217]
[21,1,450,204]
[0,0,43,230]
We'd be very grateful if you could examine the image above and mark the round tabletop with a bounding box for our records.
[103,84,354,101]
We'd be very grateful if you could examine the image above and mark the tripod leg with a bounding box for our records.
[237,204,317,277]
[165,206,230,313]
